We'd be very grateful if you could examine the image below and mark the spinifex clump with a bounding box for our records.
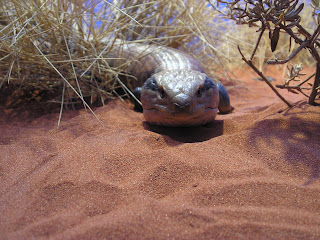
[0,0,232,124]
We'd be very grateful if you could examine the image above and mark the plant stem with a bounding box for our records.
[309,64,320,105]
[238,46,293,107]
[267,41,309,65]
[250,27,265,61]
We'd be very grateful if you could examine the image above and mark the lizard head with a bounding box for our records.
[141,70,219,126]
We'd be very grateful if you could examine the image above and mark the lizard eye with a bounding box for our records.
[143,77,159,91]
[197,77,216,98]
[203,77,216,90]
[143,77,166,98]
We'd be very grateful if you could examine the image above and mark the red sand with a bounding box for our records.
[1,66,320,239]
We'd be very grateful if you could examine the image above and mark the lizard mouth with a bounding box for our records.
[143,107,218,127]
[144,106,215,114]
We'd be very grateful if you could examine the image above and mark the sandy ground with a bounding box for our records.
[0,66,320,240]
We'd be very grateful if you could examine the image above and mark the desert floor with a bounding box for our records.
[1,66,320,240]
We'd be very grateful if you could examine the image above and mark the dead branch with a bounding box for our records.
[238,45,293,107]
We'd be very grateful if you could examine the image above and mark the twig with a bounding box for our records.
[275,84,310,97]
[280,22,320,63]
[296,24,320,48]
[309,65,320,105]
[250,27,265,61]
[309,22,320,45]
[276,72,315,98]
[238,46,293,107]
[267,40,309,64]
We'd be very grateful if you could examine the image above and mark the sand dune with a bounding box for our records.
[1,67,320,239]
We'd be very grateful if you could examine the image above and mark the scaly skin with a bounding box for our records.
[106,40,233,126]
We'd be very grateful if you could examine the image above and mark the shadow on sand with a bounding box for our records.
[247,102,320,185]
[143,119,224,144]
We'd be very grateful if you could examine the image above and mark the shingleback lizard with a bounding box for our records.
[106,40,234,126]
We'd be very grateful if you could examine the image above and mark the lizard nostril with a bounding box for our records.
[197,88,203,98]
[173,102,190,111]
[159,89,165,98]
[172,93,192,111]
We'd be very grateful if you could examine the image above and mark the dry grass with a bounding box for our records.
[0,0,228,109]
[0,0,317,115]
